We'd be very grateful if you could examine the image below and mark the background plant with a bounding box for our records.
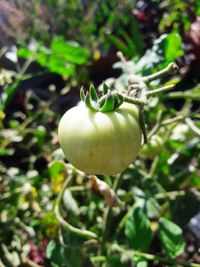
[0,1,200,267]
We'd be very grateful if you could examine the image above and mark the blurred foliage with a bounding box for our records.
[0,1,200,266]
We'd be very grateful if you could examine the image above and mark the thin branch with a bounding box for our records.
[92,246,200,267]
[154,190,186,200]
[145,84,175,96]
[185,118,200,136]
[99,174,123,258]
[54,175,98,240]
[121,94,146,106]
[143,62,178,82]
[139,108,148,143]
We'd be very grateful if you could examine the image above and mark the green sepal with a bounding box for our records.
[99,93,114,112]
[103,83,109,95]
[80,86,86,102]
[85,92,99,112]
[89,84,99,102]
[113,92,124,109]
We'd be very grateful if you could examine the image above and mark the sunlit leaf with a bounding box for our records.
[51,37,90,65]
[158,217,185,259]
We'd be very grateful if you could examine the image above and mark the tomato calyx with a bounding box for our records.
[80,83,124,112]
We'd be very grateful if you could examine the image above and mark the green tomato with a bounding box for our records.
[140,135,163,159]
[58,102,142,175]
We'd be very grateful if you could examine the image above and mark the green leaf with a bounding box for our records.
[135,33,184,75]
[17,46,32,58]
[46,240,63,265]
[48,160,66,178]
[125,207,152,251]
[158,217,185,259]
[48,54,75,77]
[108,34,130,56]
[51,37,90,65]
[0,148,14,156]
[136,261,148,267]
[164,33,184,64]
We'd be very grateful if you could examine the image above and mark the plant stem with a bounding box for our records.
[149,156,159,177]
[165,91,200,100]
[99,174,123,261]
[147,115,186,139]
[185,118,200,136]
[154,190,186,199]
[122,94,146,106]
[145,84,175,96]
[139,107,148,143]
[143,63,178,82]
[54,175,98,240]
[92,246,200,267]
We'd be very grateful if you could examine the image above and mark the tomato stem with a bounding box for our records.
[143,62,178,82]
[122,94,146,106]
[139,107,148,143]
[145,84,175,96]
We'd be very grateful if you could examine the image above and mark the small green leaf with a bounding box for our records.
[99,93,114,112]
[89,84,99,102]
[125,207,152,252]
[158,217,185,259]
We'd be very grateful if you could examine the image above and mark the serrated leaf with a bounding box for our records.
[125,207,152,252]
[158,217,185,259]
[89,84,99,102]
[99,93,114,112]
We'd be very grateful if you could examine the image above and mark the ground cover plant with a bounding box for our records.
[0,1,200,267]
